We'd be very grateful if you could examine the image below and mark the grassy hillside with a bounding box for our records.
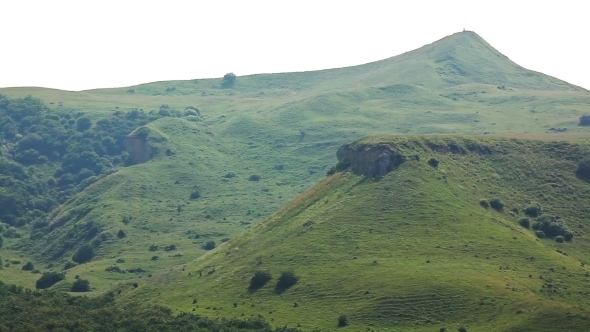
[118,136,590,331]
[1,30,590,306]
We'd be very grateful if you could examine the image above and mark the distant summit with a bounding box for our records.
[345,30,584,91]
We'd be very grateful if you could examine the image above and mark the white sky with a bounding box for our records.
[1,0,588,91]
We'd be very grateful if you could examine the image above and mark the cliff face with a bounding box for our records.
[336,143,406,177]
[124,136,153,164]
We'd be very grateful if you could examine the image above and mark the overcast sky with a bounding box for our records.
[1,0,588,91]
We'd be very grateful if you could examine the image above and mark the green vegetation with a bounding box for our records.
[1,31,590,330]
[276,271,299,291]
[128,136,590,331]
[249,271,272,291]
[71,278,91,292]
[0,280,301,332]
[35,272,65,289]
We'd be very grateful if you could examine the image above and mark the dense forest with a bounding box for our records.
[0,94,183,228]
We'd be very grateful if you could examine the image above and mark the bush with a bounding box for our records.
[524,204,542,217]
[105,266,125,273]
[117,229,126,238]
[577,158,590,179]
[249,271,272,290]
[479,199,489,208]
[21,261,35,271]
[535,230,546,239]
[458,328,468,332]
[164,244,177,251]
[149,244,159,251]
[203,241,216,250]
[63,261,77,270]
[276,271,298,290]
[36,272,65,289]
[337,315,348,327]
[71,279,91,292]
[428,157,439,168]
[489,198,504,211]
[248,174,261,182]
[151,256,159,261]
[555,235,565,243]
[76,117,92,131]
[0,235,3,249]
[221,72,237,88]
[190,191,201,199]
[579,114,590,126]
[518,218,530,229]
[72,245,95,264]
[532,215,573,239]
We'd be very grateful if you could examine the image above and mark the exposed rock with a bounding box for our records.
[124,126,164,164]
[125,135,153,164]
[336,143,405,177]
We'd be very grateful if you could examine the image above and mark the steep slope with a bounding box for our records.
[121,136,590,331]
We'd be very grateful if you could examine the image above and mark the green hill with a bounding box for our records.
[1,31,590,330]
[120,135,590,331]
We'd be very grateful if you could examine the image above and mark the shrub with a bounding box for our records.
[105,266,125,273]
[21,262,35,271]
[428,157,439,168]
[72,245,95,264]
[458,328,468,332]
[36,272,65,289]
[116,258,125,263]
[535,230,546,239]
[276,271,298,290]
[0,235,3,249]
[555,235,565,243]
[577,158,590,179]
[518,218,531,228]
[203,241,216,250]
[63,261,77,270]
[249,174,261,182]
[249,271,272,290]
[532,215,572,239]
[151,256,159,261]
[579,114,590,126]
[518,218,530,229]
[71,279,91,292]
[149,244,159,251]
[337,315,348,327]
[489,198,504,211]
[564,232,574,241]
[117,229,126,238]
[524,204,542,217]
[76,117,92,131]
[190,191,201,199]
[164,244,177,251]
[479,199,489,208]
[221,72,237,88]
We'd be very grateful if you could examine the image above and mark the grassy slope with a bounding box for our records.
[119,136,590,331]
[1,31,590,299]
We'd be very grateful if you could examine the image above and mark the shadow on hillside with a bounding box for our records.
[273,287,288,295]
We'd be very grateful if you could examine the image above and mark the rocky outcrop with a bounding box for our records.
[125,135,153,164]
[336,143,406,177]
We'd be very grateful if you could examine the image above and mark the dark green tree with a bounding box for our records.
[71,279,91,292]
[72,245,95,264]
[36,272,65,289]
